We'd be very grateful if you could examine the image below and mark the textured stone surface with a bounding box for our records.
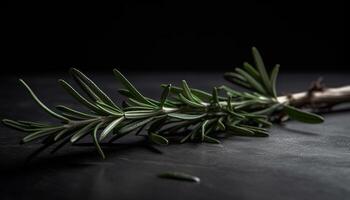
[0,71,349,200]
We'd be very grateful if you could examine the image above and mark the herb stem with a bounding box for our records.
[277,85,350,109]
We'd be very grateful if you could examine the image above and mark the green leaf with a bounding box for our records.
[227,96,233,111]
[124,110,160,119]
[181,80,202,103]
[70,122,99,143]
[22,127,62,143]
[96,100,123,114]
[226,124,255,136]
[58,79,103,114]
[92,122,106,159]
[118,89,133,98]
[160,84,171,108]
[270,64,280,98]
[168,113,206,120]
[178,93,206,108]
[120,90,162,106]
[134,122,148,135]
[128,98,157,109]
[256,118,273,127]
[162,84,216,102]
[19,79,69,122]
[95,104,123,116]
[113,69,156,106]
[181,80,194,100]
[2,119,39,132]
[223,72,252,89]
[99,117,124,141]
[54,129,69,141]
[241,112,267,119]
[242,92,259,99]
[228,110,246,120]
[211,87,219,104]
[72,75,100,101]
[159,118,196,134]
[180,132,193,143]
[180,123,201,143]
[191,89,217,101]
[204,135,221,144]
[224,72,247,83]
[70,68,117,107]
[145,97,163,106]
[118,117,154,134]
[284,105,324,124]
[97,100,122,113]
[149,132,169,145]
[234,100,261,109]
[201,120,209,141]
[17,120,48,128]
[217,117,226,131]
[243,62,260,80]
[158,172,200,183]
[218,85,243,97]
[12,120,39,127]
[235,68,267,95]
[56,105,97,119]
[123,106,154,111]
[240,125,269,137]
[252,47,272,94]
[148,116,168,132]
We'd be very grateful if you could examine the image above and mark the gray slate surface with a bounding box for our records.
[0,71,349,200]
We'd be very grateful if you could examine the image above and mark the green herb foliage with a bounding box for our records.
[2,47,324,159]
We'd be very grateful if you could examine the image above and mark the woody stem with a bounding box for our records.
[277,85,350,109]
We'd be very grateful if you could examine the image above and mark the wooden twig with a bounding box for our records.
[277,85,350,109]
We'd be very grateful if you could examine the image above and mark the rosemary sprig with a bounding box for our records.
[2,47,324,159]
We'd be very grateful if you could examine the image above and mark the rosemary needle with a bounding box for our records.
[158,172,201,183]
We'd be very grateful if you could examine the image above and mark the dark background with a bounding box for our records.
[2,1,347,73]
[1,2,350,199]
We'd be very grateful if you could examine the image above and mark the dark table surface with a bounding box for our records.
[0,70,350,200]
